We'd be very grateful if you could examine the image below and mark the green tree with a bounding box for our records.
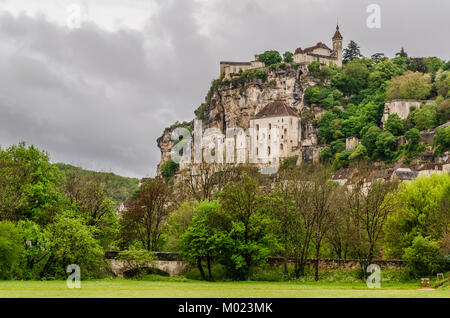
[44,215,104,279]
[384,174,450,260]
[283,51,294,63]
[361,126,381,158]
[403,235,446,277]
[0,222,24,279]
[181,200,224,281]
[375,131,398,161]
[219,174,274,280]
[164,201,199,251]
[395,47,408,59]
[258,50,282,66]
[434,126,450,155]
[343,40,362,64]
[0,143,66,224]
[385,114,404,136]
[386,71,432,100]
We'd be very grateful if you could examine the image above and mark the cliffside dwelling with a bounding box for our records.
[220,25,343,79]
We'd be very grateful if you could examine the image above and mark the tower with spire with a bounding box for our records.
[332,24,343,66]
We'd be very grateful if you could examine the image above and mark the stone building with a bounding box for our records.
[293,25,343,67]
[219,25,343,78]
[249,101,301,163]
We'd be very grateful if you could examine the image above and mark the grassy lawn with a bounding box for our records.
[0,279,448,298]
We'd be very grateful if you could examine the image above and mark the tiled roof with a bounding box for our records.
[253,101,298,119]
[304,42,332,54]
[294,47,303,54]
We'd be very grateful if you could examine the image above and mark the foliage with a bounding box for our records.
[406,105,437,131]
[384,174,450,264]
[218,174,275,280]
[433,126,450,155]
[120,178,170,251]
[343,40,362,64]
[258,50,282,66]
[0,143,66,224]
[160,159,179,183]
[55,163,139,203]
[163,201,199,251]
[386,71,432,100]
[118,246,156,274]
[0,222,24,279]
[403,235,446,277]
[279,156,298,171]
[45,214,104,279]
[384,114,404,136]
[283,51,294,63]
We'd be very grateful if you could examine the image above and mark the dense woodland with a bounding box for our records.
[1,43,449,282]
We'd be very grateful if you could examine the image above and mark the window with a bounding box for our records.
[280,144,284,150]
[268,147,271,155]
[256,124,259,131]
[269,123,272,130]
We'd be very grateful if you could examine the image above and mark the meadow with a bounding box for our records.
[0,278,448,298]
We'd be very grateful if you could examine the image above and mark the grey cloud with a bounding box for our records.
[0,0,448,178]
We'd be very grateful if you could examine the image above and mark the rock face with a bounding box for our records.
[156,66,322,175]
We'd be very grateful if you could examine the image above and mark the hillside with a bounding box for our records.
[55,163,139,203]
[157,50,450,175]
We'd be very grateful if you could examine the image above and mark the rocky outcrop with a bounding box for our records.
[156,65,323,175]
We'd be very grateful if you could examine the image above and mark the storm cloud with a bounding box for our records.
[0,0,448,177]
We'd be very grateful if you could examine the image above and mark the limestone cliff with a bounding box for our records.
[156,65,323,175]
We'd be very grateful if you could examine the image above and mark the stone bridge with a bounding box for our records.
[106,251,406,277]
[106,251,189,277]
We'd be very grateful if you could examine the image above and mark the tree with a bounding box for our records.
[219,173,274,280]
[343,40,362,64]
[309,167,338,280]
[283,51,294,63]
[403,235,446,277]
[375,131,398,161]
[434,126,450,155]
[345,165,399,276]
[385,114,404,136]
[371,53,385,64]
[44,215,104,279]
[258,50,282,66]
[395,47,408,59]
[0,222,24,279]
[181,200,223,281]
[386,71,432,100]
[361,125,381,158]
[120,178,171,251]
[384,174,450,261]
[64,172,118,247]
[0,143,66,224]
[163,201,198,251]
[408,105,437,131]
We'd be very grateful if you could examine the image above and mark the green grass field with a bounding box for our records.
[0,279,448,298]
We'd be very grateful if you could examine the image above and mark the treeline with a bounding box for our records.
[0,143,449,281]
[122,162,449,281]
[0,143,123,279]
[55,163,139,203]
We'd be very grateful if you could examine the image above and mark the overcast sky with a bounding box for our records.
[0,0,448,178]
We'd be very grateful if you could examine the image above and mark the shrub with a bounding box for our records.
[403,235,446,277]
[434,126,450,155]
[258,50,282,66]
[385,114,404,136]
[161,159,179,182]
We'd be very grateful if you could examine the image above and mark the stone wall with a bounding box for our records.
[381,99,435,125]
[267,258,405,270]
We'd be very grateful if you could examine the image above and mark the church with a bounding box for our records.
[220,25,343,78]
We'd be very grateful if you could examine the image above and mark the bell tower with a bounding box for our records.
[332,25,343,66]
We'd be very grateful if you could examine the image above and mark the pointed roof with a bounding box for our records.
[254,101,298,119]
[333,25,343,40]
